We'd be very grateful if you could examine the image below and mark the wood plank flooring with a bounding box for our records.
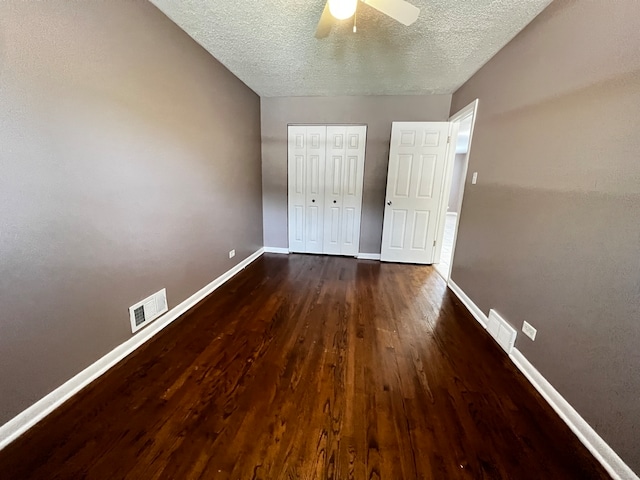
[0,254,609,479]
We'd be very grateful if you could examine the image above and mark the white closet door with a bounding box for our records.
[380,122,452,264]
[339,126,366,255]
[323,126,346,255]
[304,127,326,253]
[288,126,307,253]
[287,126,326,253]
[323,126,366,256]
[288,125,365,256]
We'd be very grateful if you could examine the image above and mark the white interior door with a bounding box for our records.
[287,126,326,253]
[380,122,453,264]
[323,126,367,256]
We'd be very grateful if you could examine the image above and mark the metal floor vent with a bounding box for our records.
[129,288,168,333]
[133,306,146,327]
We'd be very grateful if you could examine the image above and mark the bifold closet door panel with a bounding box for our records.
[288,126,306,253]
[323,126,367,256]
[287,126,327,254]
[323,126,347,255]
[340,126,366,256]
[304,127,326,254]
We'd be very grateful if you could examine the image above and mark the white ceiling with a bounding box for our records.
[150,0,552,97]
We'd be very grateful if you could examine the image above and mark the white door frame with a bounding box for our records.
[431,122,460,265]
[443,99,479,283]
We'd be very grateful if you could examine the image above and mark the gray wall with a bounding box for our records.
[261,95,452,253]
[0,1,262,425]
[451,0,640,472]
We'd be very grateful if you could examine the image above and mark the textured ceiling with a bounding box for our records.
[149,0,552,97]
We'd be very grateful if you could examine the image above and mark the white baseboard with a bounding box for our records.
[0,247,265,452]
[448,279,638,480]
[357,253,381,260]
[447,278,488,329]
[264,246,289,254]
[510,349,638,480]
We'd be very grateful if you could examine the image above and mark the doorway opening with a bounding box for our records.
[434,100,478,281]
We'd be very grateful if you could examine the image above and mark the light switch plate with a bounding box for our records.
[229,249,236,258]
[472,172,478,184]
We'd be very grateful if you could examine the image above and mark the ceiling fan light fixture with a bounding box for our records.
[328,0,358,20]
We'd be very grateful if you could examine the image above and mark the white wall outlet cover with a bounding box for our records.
[522,321,537,341]
[229,249,236,258]
[471,172,478,184]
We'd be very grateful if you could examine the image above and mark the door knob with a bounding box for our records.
[387,201,392,206]
[312,199,315,203]
[333,200,337,204]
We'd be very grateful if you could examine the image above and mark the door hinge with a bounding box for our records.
[447,136,451,144]
[433,240,436,246]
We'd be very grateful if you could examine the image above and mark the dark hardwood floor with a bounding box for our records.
[0,254,609,479]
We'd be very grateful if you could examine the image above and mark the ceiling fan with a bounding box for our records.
[315,0,420,38]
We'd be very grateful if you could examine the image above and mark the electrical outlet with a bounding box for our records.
[471,172,478,184]
[229,249,236,259]
[522,321,537,341]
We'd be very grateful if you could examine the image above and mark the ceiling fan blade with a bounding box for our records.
[315,2,334,39]
[361,0,420,26]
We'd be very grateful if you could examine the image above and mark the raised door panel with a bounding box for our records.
[389,209,408,249]
[393,154,413,198]
[327,206,341,244]
[341,206,358,250]
[410,210,430,251]
[416,155,437,199]
[307,153,322,196]
[293,205,304,244]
